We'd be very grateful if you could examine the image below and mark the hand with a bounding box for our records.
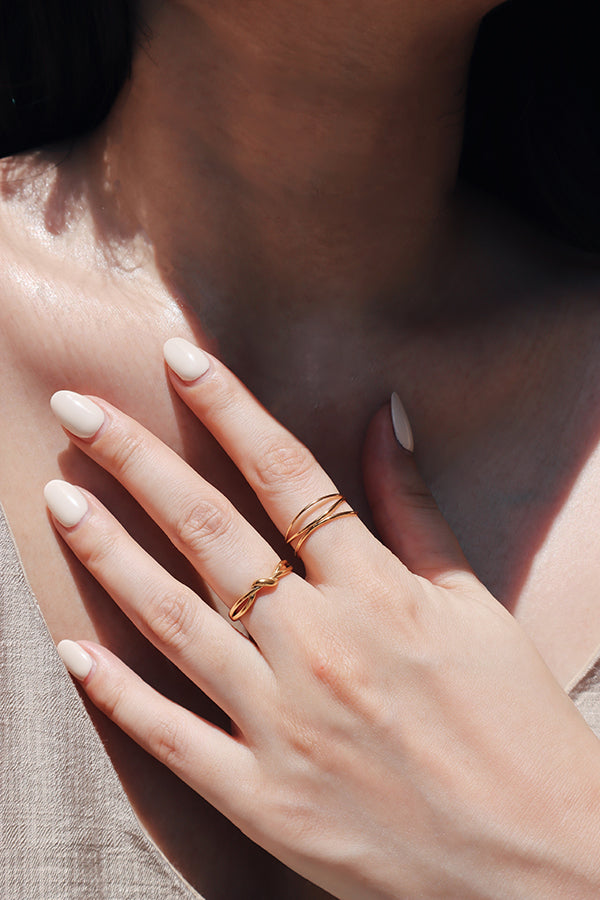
[46,339,600,900]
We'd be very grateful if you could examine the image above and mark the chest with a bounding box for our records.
[2,295,600,898]
[427,433,600,689]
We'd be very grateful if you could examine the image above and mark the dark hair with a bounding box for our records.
[1,1,599,253]
[0,2,133,158]
[460,0,600,254]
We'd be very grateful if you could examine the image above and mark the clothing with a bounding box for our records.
[2,501,600,898]
[0,502,203,900]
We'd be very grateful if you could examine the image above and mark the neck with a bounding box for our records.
[75,0,490,333]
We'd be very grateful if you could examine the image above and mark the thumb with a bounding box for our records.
[362,394,477,591]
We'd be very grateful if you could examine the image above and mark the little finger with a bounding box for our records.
[57,639,260,823]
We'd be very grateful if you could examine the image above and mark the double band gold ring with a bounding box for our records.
[285,493,357,554]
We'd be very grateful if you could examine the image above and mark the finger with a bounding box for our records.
[163,339,381,582]
[44,480,275,727]
[57,639,260,825]
[50,391,307,639]
[362,399,479,591]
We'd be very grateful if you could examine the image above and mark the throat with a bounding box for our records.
[71,0,484,325]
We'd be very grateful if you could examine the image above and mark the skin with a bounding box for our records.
[48,354,600,898]
[2,0,600,894]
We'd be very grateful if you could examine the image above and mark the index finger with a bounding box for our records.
[163,338,377,581]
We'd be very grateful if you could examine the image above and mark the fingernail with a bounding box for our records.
[164,337,210,382]
[391,393,414,452]
[50,390,105,438]
[44,479,89,527]
[57,640,93,680]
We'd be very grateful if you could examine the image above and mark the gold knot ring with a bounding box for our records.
[229,560,293,621]
[285,493,358,554]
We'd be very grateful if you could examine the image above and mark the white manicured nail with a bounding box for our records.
[164,337,210,381]
[57,640,93,680]
[391,393,414,452]
[44,479,88,527]
[50,390,105,438]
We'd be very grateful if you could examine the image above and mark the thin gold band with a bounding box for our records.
[285,493,357,554]
[229,560,293,621]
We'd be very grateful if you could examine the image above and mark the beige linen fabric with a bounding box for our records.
[567,657,600,737]
[0,502,203,900]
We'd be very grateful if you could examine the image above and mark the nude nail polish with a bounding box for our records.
[163,337,210,381]
[44,480,88,527]
[57,640,93,680]
[391,392,414,452]
[50,390,105,438]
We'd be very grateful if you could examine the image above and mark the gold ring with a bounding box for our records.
[285,493,358,554]
[229,560,293,621]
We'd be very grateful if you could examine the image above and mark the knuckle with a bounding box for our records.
[309,647,361,692]
[368,572,438,660]
[365,554,422,618]
[98,673,129,723]
[404,480,439,513]
[150,589,198,652]
[430,568,478,594]
[365,575,407,617]
[147,715,188,771]
[257,783,324,848]
[173,498,234,553]
[277,707,329,770]
[256,440,316,493]
[204,382,238,420]
[106,429,147,480]
[305,638,369,710]
[85,528,121,571]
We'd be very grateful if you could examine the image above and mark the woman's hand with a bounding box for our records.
[45,339,600,900]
